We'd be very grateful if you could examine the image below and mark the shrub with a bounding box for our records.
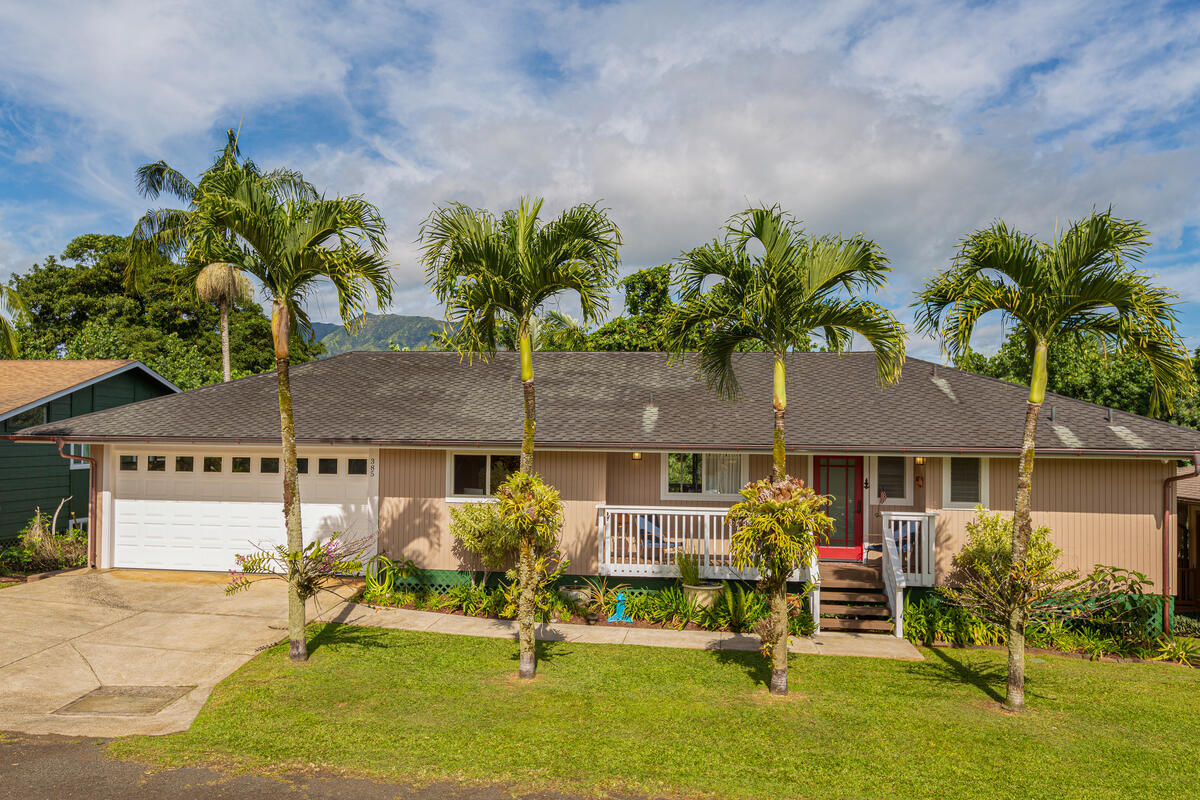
[1,508,87,572]
[675,549,702,586]
[1172,614,1200,638]
[449,500,514,572]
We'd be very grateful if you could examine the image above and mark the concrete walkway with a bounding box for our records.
[339,603,924,661]
[0,570,356,738]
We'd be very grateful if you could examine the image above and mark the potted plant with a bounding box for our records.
[677,550,721,609]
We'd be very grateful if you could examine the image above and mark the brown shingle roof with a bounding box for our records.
[1178,467,1200,503]
[13,351,1200,456]
[0,360,142,416]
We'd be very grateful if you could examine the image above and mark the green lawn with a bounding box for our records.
[112,624,1200,799]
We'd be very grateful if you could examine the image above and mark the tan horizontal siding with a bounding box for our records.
[928,456,1174,589]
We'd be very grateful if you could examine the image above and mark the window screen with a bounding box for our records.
[876,457,906,501]
[950,457,981,504]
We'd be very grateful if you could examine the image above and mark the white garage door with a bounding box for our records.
[110,448,376,572]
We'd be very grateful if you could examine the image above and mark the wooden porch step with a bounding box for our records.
[819,617,894,633]
[820,603,890,618]
[820,590,887,604]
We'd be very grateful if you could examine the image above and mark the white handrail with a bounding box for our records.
[881,529,906,639]
[880,511,938,587]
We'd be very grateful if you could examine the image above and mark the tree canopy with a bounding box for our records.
[9,233,322,388]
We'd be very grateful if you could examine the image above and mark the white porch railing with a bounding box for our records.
[881,511,937,587]
[880,511,938,639]
[596,504,821,627]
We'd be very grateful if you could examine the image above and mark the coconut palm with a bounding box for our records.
[420,196,621,679]
[192,165,393,662]
[0,285,28,358]
[193,262,255,381]
[915,208,1192,711]
[671,205,905,696]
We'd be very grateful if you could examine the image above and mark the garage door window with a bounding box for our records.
[120,455,138,471]
[232,457,251,473]
[203,457,222,473]
[297,458,309,474]
[348,458,367,475]
[318,458,338,475]
[147,456,166,472]
[260,457,279,474]
[175,456,193,472]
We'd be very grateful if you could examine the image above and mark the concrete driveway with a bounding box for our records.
[0,569,356,737]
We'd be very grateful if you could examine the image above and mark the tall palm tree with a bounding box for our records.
[0,285,28,358]
[496,310,589,352]
[128,128,313,374]
[192,165,393,662]
[671,205,905,696]
[193,262,255,381]
[915,209,1192,711]
[420,196,622,679]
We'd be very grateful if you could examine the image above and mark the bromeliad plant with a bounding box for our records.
[726,476,833,695]
[227,532,372,611]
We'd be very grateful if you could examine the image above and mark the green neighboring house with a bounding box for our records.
[0,360,177,542]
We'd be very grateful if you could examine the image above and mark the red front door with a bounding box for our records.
[814,456,864,560]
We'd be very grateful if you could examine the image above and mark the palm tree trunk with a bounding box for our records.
[773,355,786,481]
[517,326,537,679]
[1005,341,1047,710]
[769,354,789,694]
[273,301,306,663]
[220,300,232,382]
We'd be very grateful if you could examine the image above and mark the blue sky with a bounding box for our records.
[1,0,1198,358]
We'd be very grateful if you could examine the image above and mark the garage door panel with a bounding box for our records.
[112,453,373,571]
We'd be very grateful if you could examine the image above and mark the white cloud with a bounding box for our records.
[0,0,1198,353]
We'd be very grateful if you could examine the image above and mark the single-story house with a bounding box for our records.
[8,351,1200,633]
[0,359,177,543]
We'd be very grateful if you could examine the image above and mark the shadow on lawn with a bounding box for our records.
[919,646,1006,703]
[706,647,772,688]
[306,623,397,656]
[508,640,572,667]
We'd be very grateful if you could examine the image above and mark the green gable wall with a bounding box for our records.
[0,368,173,543]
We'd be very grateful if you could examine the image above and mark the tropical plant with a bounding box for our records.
[1172,614,1200,638]
[493,471,567,644]
[941,509,1154,667]
[496,310,589,352]
[0,505,87,572]
[0,284,28,358]
[1154,636,1200,667]
[704,582,770,633]
[449,497,516,576]
[421,195,621,678]
[647,585,701,629]
[192,165,393,662]
[915,209,1193,710]
[193,262,255,381]
[725,476,834,694]
[227,532,371,607]
[675,549,702,586]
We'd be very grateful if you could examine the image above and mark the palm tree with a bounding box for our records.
[420,196,621,679]
[128,128,313,373]
[915,209,1192,711]
[0,285,28,358]
[193,262,255,381]
[497,310,589,352]
[671,205,905,696]
[192,165,393,662]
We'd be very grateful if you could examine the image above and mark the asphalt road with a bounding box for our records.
[0,733,602,800]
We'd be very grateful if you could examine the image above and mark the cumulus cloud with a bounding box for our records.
[1,0,1197,354]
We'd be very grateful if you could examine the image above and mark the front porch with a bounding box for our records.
[596,504,938,637]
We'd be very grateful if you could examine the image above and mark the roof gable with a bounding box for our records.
[0,360,179,420]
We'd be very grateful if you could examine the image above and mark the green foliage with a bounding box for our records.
[0,511,86,572]
[1172,614,1200,638]
[669,205,905,400]
[674,549,702,586]
[645,585,701,629]
[318,313,445,355]
[956,325,1200,429]
[492,471,565,560]
[11,233,321,388]
[704,581,770,632]
[726,476,831,589]
[942,509,1155,633]
[497,555,570,622]
[226,532,371,602]
[449,499,518,572]
[915,209,1192,415]
[1154,636,1200,667]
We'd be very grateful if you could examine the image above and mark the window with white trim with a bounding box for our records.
[449,453,520,497]
[662,452,746,499]
[67,443,91,470]
[872,456,910,505]
[943,456,989,508]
